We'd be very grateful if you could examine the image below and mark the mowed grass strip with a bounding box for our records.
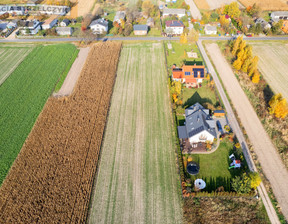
[0,47,33,85]
[89,43,183,224]
[0,44,78,185]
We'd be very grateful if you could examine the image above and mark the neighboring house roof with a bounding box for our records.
[255,18,271,29]
[172,64,205,83]
[62,19,70,25]
[56,27,72,34]
[178,126,188,138]
[113,11,125,22]
[90,18,108,27]
[205,24,217,32]
[184,103,217,139]
[163,8,185,15]
[0,22,7,30]
[133,24,148,31]
[43,15,58,26]
[214,110,225,114]
[271,11,288,17]
[165,20,184,27]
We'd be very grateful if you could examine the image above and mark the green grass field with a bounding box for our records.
[0,43,78,185]
[0,46,33,86]
[89,43,183,224]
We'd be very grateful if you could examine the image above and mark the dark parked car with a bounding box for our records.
[216,120,223,133]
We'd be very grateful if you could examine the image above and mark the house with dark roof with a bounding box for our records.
[178,103,217,144]
[113,11,126,24]
[60,19,70,27]
[172,64,205,87]
[165,20,184,35]
[133,24,148,35]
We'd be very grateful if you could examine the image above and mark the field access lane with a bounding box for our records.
[205,43,288,221]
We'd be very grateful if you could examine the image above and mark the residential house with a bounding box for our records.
[56,27,73,36]
[172,64,205,87]
[271,11,288,22]
[178,103,217,144]
[204,24,217,35]
[255,18,271,30]
[19,20,41,35]
[113,11,126,24]
[42,15,58,30]
[133,24,148,35]
[165,20,184,35]
[90,18,108,34]
[146,17,154,27]
[60,19,70,27]
[163,8,186,18]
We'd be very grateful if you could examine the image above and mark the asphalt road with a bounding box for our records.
[197,40,280,224]
[1,35,288,43]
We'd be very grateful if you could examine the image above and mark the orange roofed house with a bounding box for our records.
[172,64,206,87]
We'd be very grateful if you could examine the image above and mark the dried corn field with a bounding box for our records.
[0,42,122,223]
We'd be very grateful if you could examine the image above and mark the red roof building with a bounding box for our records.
[172,64,206,87]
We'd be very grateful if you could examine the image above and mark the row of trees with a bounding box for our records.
[231,36,260,83]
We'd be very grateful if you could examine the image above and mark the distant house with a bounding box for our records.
[178,103,217,144]
[42,16,58,30]
[204,24,217,35]
[146,17,154,27]
[163,8,186,18]
[172,64,205,87]
[113,11,126,24]
[271,11,288,22]
[165,20,184,35]
[255,18,271,30]
[60,19,70,27]
[133,25,148,35]
[90,18,108,34]
[20,20,41,35]
[56,27,72,36]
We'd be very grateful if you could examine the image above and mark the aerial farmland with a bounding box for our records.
[250,41,288,100]
[0,43,79,185]
[89,43,183,224]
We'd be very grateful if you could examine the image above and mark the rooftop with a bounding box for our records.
[90,18,108,27]
[163,8,185,15]
[133,24,148,31]
[165,20,184,27]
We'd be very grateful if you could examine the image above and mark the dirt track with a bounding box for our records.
[54,47,90,97]
[185,0,202,20]
[206,43,288,221]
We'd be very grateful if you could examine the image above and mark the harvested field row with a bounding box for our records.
[238,0,288,10]
[0,42,122,223]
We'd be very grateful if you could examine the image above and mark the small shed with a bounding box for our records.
[133,25,148,35]
[214,110,225,117]
[187,50,197,58]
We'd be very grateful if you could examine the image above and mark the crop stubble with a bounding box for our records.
[0,42,122,223]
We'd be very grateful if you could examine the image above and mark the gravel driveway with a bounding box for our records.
[206,43,288,221]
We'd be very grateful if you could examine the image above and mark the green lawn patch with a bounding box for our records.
[0,43,78,185]
[166,41,203,68]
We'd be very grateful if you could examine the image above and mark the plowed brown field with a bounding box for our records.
[0,42,122,223]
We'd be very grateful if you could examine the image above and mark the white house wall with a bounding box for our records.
[188,130,214,143]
